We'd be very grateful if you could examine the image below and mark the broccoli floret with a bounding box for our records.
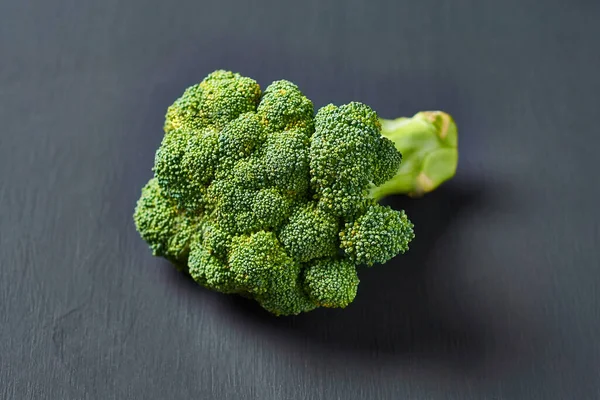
[200,220,232,262]
[278,202,339,262]
[304,258,359,308]
[133,70,458,316]
[227,231,315,315]
[309,102,402,217]
[164,70,262,133]
[133,178,201,266]
[256,80,315,135]
[217,112,267,172]
[154,127,219,212]
[339,205,415,266]
[257,129,310,194]
[228,231,292,295]
[188,241,238,294]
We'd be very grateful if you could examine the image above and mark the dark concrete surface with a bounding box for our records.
[1,0,599,398]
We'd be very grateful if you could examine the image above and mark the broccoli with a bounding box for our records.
[134,70,458,316]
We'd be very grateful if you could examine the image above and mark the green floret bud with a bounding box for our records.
[335,101,382,131]
[372,136,403,185]
[279,202,340,262]
[188,240,238,293]
[205,179,255,234]
[222,157,269,190]
[255,271,316,316]
[200,221,232,262]
[251,188,294,229]
[164,70,262,133]
[206,180,293,235]
[339,204,415,266]
[309,102,402,217]
[303,259,359,308]
[257,80,315,135]
[133,178,201,265]
[227,231,293,295]
[258,129,310,195]
[153,127,219,211]
[217,112,266,172]
[227,230,317,316]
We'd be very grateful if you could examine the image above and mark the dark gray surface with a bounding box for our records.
[2,0,599,399]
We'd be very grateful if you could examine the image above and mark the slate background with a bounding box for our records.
[2,0,599,399]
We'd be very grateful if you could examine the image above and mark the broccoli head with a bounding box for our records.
[134,70,458,316]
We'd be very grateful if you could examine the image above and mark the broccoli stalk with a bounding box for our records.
[370,111,458,200]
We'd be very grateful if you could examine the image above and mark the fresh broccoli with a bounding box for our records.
[134,70,458,316]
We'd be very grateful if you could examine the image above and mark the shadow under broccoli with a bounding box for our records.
[134,70,458,316]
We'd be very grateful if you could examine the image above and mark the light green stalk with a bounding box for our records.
[370,111,459,200]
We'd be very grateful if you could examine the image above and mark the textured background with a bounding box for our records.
[1,0,599,399]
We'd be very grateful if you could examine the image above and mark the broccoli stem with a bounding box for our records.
[369,111,459,201]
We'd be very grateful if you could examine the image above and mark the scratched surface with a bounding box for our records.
[1,0,599,399]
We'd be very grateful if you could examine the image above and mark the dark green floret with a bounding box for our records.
[278,202,340,263]
[309,102,403,217]
[340,205,415,266]
[133,178,201,266]
[304,259,359,308]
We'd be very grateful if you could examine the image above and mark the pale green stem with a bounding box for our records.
[370,111,459,201]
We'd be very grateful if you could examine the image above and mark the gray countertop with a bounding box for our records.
[2,0,599,398]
